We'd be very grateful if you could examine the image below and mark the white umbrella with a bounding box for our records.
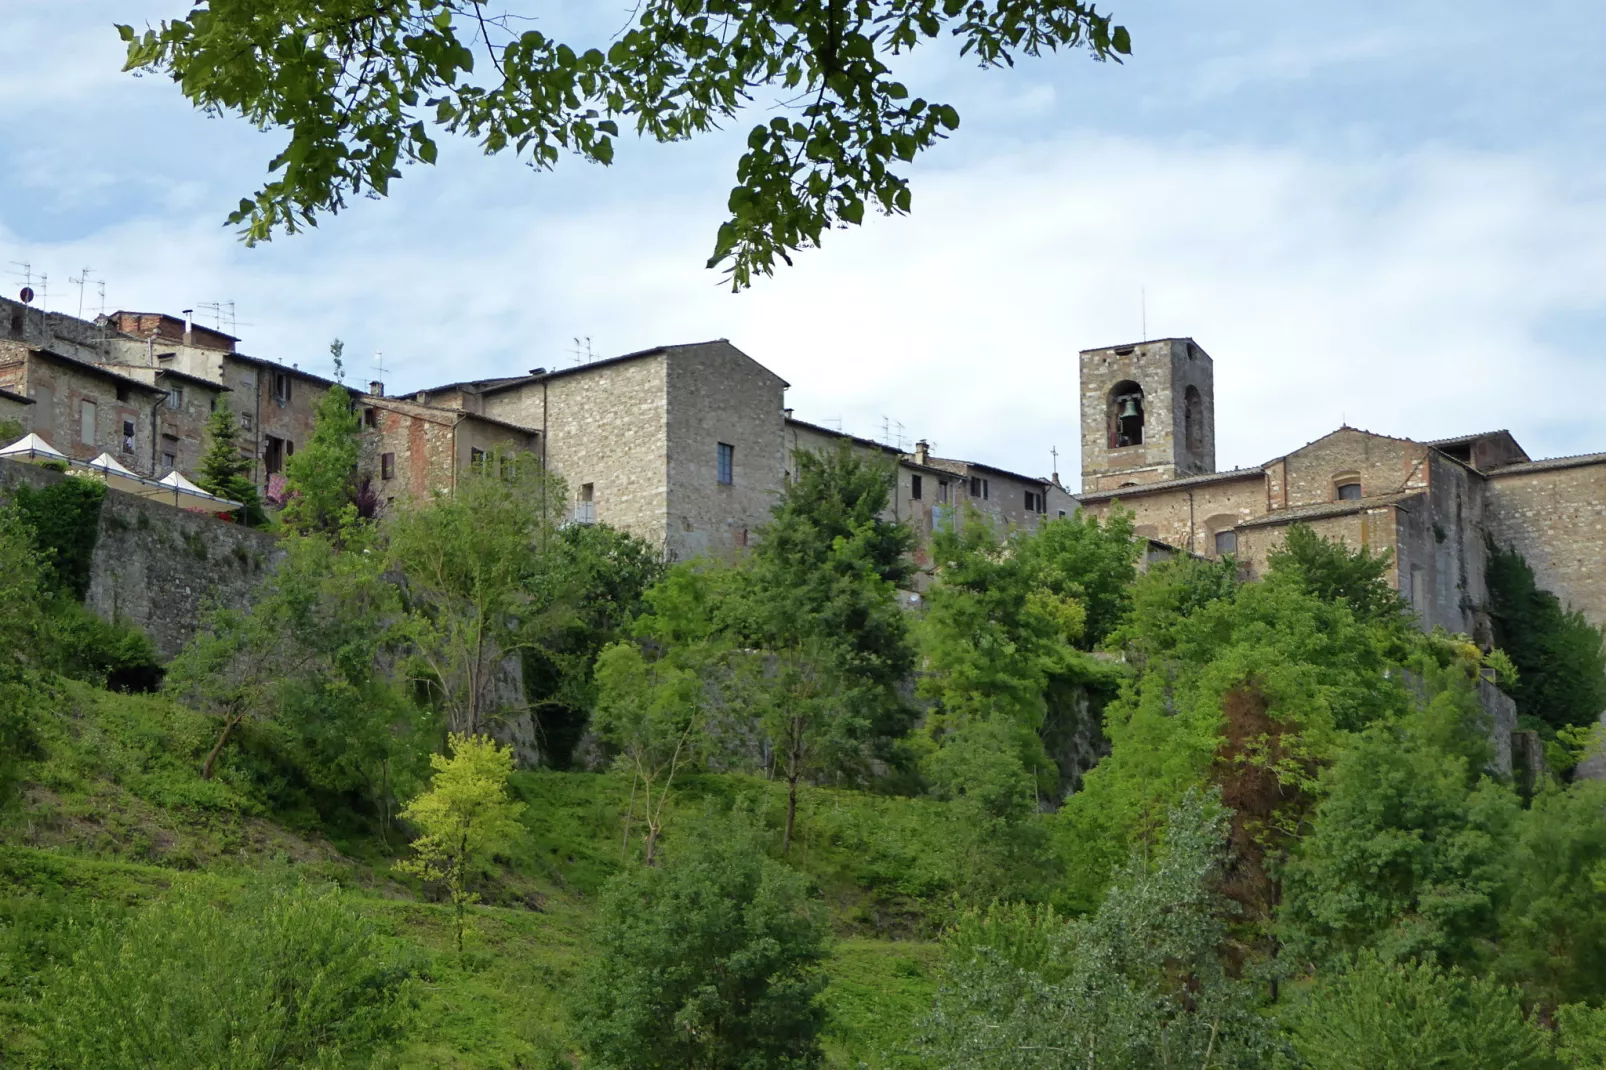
[156,470,243,512]
[0,432,68,463]
[74,452,162,497]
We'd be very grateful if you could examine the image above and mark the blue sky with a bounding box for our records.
[4,2,1604,487]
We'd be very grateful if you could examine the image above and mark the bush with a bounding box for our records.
[1284,951,1550,1070]
[36,876,412,1069]
[574,818,830,1070]
[1486,540,1606,730]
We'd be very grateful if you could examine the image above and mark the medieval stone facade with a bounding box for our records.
[1075,337,1606,633]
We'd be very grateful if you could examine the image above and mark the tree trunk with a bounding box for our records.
[784,772,799,855]
[201,710,243,780]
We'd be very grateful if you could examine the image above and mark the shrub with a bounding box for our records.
[36,876,412,1069]
[1283,952,1550,1070]
[575,819,830,1070]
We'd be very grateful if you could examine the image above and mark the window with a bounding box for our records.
[160,434,179,472]
[240,412,253,432]
[285,440,294,458]
[165,386,184,411]
[1059,510,1068,519]
[264,435,285,475]
[576,482,596,523]
[1215,530,1238,555]
[80,400,97,444]
[363,407,379,429]
[937,480,950,503]
[121,420,136,453]
[717,442,734,485]
[1025,489,1047,514]
[1184,385,1204,453]
[161,450,177,469]
[470,447,486,467]
[968,476,989,500]
[910,474,922,500]
[380,452,395,480]
[115,384,130,403]
[273,372,291,403]
[1336,481,1362,501]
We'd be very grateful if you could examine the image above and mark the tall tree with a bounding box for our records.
[119,1,1130,287]
[388,451,565,737]
[281,384,361,536]
[195,405,265,526]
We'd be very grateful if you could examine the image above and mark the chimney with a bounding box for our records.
[528,367,547,376]
[369,379,384,397]
[783,407,793,420]
[181,308,193,343]
[914,439,929,465]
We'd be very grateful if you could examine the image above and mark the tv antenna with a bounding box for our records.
[373,350,388,381]
[196,301,246,336]
[1140,286,1147,342]
[1051,444,1060,481]
[69,267,93,318]
[569,335,593,365]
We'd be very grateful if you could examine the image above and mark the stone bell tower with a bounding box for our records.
[1079,338,1215,493]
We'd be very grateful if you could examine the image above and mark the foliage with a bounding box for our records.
[35,876,412,1069]
[37,598,162,693]
[592,640,705,864]
[522,522,666,768]
[1016,508,1141,650]
[924,790,1280,1070]
[1061,565,1400,912]
[196,404,266,526]
[574,818,830,1070]
[1282,951,1550,1070]
[388,451,565,736]
[1267,522,1408,627]
[1558,1002,1606,1069]
[0,508,45,808]
[1486,539,1606,730]
[281,384,362,536]
[397,733,525,952]
[1494,780,1606,1009]
[10,475,106,600]
[121,0,1129,288]
[1278,717,1520,974]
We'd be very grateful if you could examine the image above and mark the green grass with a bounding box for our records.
[0,684,952,1067]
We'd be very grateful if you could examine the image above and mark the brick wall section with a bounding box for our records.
[665,342,786,560]
[221,355,331,491]
[1080,472,1264,554]
[0,457,283,658]
[1485,458,1606,627]
[103,366,227,476]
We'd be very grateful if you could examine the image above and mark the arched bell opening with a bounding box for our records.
[1108,380,1145,448]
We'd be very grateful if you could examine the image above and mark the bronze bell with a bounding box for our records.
[1118,397,1141,420]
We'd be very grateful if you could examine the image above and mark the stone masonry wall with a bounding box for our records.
[665,342,787,560]
[1278,429,1429,508]
[0,348,164,474]
[542,354,669,546]
[1080,473,1264,556]
[1485,460,1606,626]
[0,458,283,659]
[1079,338,1214,491]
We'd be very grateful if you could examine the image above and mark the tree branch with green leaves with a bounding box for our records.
[119,0,1129,288]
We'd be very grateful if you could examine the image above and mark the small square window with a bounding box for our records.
[381,452,395,480]
[165,387,184,410]
[470,447,485,467]
[363,408,379,429]
[717,442,734,485]
[240,413,253,431]
[910,474,922,500]
[115,384,130,403]
[161,451,177,469]
[1215,530,1238,555]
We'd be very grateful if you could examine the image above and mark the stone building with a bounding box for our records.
[0,345,166,474]
[1074,337,1606,634]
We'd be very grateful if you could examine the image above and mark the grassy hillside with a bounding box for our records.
[0,681,958,1067]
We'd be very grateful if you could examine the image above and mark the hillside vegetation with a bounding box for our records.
[3,389,1606,1068]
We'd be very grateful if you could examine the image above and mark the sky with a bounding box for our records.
[3,2,1604,489]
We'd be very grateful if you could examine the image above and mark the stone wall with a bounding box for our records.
[0,457,283,658]
[665,342,787,560]
[0,348,165,475]
[1485,458,1606,626]
[1081,472,1264,556]
[542,353,669,546]
[1277,428,1429,508]
[1079,338,1215,491]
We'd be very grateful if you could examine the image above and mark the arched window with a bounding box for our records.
[1184,386,1204,453]
[1333,472,1362,501]
[1108,380,1144,448]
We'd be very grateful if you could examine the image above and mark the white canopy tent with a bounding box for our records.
[75,452,161,498]
[0,433,68,463]
[154,470,244,514]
